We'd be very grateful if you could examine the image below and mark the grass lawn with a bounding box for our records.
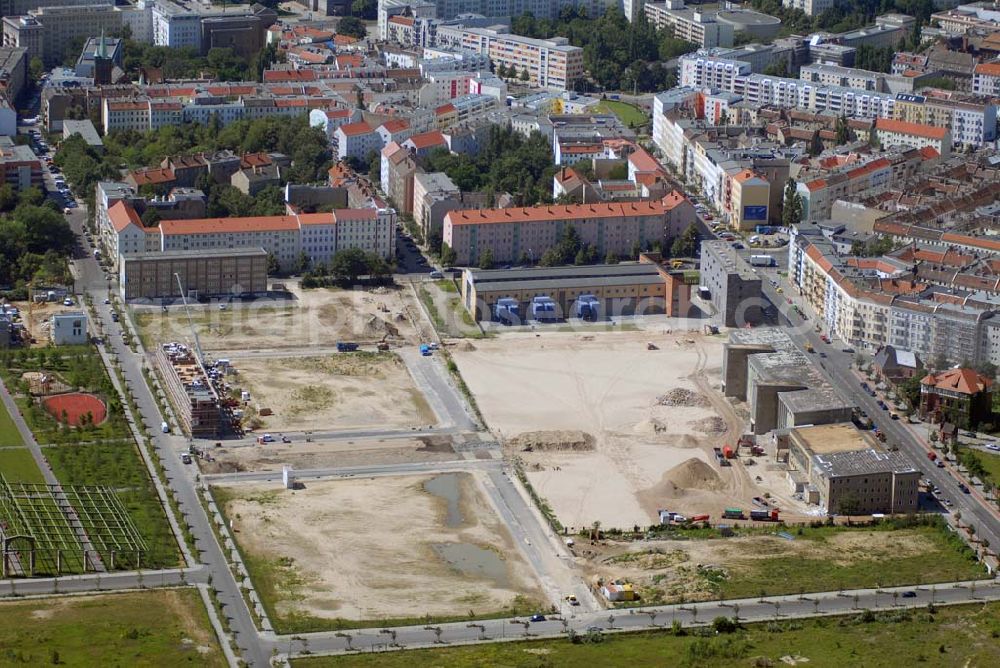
[0,397,24,447]
[968,449,1000,485]
[596,100,649,128]
[46,439,181,569]
[295,602,1000,668]
[716,523,983,600]
[0,448,44,483]
[0,590,225,667]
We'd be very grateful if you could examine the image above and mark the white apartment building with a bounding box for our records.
[436,26,584,91]
[335,121,382,161]
[973,61,1000,97]
[680,53,898,121]
[309,107,361,141]
[105,200,160,269]
[783,0,834,17]
[875,118,951,158]
[155,207,394,269]
[644,1,734,49]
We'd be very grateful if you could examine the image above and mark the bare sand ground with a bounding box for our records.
[134,281,421,351]
[218,473,542,622]
[451,330,809,529]
[232,353,434,432]
[11,300,87,346]
[578,530,935,604]
[201,435,461,474]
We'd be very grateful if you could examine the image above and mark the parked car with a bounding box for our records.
[428,270,444,279]
[901,591,917,598]
[529,614,546,622]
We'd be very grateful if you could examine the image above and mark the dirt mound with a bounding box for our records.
[509,430,595,452]
[689,416,727,434]
[658,458,724,498]
[362,316,399,339]
[655,388,707,407]
[455,341,477,352]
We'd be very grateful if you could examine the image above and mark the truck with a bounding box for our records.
[722,445,735,459]
[494,297,520,325]
[574,294,600,321]
[805,342,814,353]
[750,509,780,522]
[336,342,359,352]
[419,344,431,356]
[161,421,169,433]
[713,447,731,466]
[754,225,774,235]
[531,295,558,321]
[749,254,776,267]
[722,508,745,520]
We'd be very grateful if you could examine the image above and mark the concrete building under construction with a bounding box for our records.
[151,342,221,437]
[723,327,855,434]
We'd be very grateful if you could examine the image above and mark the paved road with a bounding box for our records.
[759,265,1000,563]
[68,213,271,666]
[267,580,1000,658]
[397,347,478,431]
[201,458,502,485]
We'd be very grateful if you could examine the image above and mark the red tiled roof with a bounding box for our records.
[379,119,410,133]
[337,121,373,137]
[129,168,175,186]
[876,118,948,141]
[159,216,301,236]
[920,368,993,394]
[405,130,446,149]
[445,200,673,227]
[974,61,1000,76]
[108,201,143,233]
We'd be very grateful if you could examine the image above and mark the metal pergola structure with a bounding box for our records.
[0,475,146,577]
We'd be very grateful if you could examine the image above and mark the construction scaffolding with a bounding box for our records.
[0,475,147,577]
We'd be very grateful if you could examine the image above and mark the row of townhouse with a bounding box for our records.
[795,146,937,222]
[788,225,1000,366]
[101,93,339,133]
[103,199,396,271]
[442,194,697,266]
[679,53,999,146]
[651,105,789,230]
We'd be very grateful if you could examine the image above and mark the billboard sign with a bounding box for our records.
[743,205,767,221]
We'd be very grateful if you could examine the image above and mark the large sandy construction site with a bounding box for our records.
[201,434,464,475]
[232,352,434,433]
[451,330,806,530]
[135,282,422,351]
[216,473,543,623]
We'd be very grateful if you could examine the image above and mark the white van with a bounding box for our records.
[161,421,169,433]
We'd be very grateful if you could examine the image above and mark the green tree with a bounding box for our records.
[338,16,368,40]
[782,178,803,228]
[671,223,700,258]
[808,130,824,157]
[836,114,851,145]
[266,252,280,275]
[28,57,45,84]
[140,207,161,227]
[478,248,494,270]
[519,67,530,82]
[331,248,370,283]
[440,242,457,266]
[0,184,17,212]
[351,0,377,20]
[605,250,619,264]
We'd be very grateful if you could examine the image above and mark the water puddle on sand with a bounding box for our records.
[432,543,510,588]
[423,473,463,527]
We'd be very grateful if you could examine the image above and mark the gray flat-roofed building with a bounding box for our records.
[699,240,762,327]
[461,263,668,322]
[119,247,268,301]
[786,422,920,515]
[62,119,103,152]
[724,328,855,434]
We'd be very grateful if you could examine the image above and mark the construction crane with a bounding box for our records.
[174,272,205,366]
